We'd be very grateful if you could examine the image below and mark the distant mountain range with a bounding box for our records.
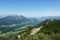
[0,15,60,25]
[37,16,60,22]
[0,15,39,25]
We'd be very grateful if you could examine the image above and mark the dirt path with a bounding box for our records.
[30,26,43,36]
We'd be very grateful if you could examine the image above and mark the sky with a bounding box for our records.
[0,0,60,17]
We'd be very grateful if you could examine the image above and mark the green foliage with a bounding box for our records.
[0,19,60,40]
[17,19,60,40]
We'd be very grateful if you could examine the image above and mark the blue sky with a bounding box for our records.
[0,0,60,17]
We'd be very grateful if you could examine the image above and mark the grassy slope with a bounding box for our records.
[17,19,60,40]
[0,19,60,40]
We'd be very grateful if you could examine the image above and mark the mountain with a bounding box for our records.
[0,15,60,34]
[10,19,60,40]
[0,15,39,33]
[37,16,60,23]
[0,15,60,25]
[0,15,39,25]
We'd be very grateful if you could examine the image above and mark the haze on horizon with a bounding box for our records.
[0,0,60,17]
